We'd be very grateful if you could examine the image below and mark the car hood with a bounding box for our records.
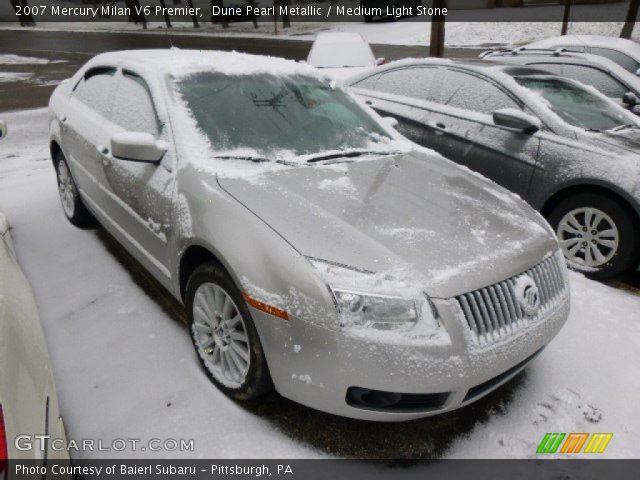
[581,128,640,156]
[217,151,557,298]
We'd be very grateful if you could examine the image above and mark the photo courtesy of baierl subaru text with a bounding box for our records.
[1,1,640,479]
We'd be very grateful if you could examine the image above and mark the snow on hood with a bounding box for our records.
[216,150,557,299]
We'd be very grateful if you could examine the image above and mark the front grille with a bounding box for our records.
[455,252,567,345]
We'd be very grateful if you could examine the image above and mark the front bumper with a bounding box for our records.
[251,293,570,421]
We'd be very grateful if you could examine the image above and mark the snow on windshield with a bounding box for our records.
[170,70,404,178]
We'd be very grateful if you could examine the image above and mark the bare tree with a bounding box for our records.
[10,0,36,26]
[124,0,147,29]
[158,0,173,27]
[188,0,199,27]
[621,0,639,39]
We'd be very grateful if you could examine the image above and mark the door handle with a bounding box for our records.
[435,122,447,130]
[365,100,373,105]
[96,145,110,166]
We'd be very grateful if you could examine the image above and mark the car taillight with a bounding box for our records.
[0,404,7,479]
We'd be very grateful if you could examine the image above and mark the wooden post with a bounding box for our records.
[621,0,639,39]
[429,0,445,58]
[561,0,571,36]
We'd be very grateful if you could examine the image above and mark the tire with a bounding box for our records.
[186,262,273,401]
[547,193,640,279]
[54,151,93,227]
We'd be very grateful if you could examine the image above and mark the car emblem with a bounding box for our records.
[514,274,540,317]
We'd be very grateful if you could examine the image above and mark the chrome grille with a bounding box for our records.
[455,252,567,345]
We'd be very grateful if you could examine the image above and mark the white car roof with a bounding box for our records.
[526,35,640,60]
[83,49,323,80]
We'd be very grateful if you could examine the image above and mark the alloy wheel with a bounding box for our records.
[191,282,251,387]
[57,160,76,218]
[557,207,619,270]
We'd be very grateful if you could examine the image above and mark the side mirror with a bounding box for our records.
[0,120,7,140]
[622,91,639,106]
[375,57,387,66]
[111,132,167,163]
[493,108,540,134]
[382,116,398,129]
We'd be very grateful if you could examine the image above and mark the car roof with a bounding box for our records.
[313,32,367,44]
[84,49,322,79]
[484,49,622,69]
[526,35,640,59]
[347,57,553,80]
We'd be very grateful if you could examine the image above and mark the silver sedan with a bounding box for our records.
[48,50,569,421]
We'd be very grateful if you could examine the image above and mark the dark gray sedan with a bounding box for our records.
[347,59,640,279]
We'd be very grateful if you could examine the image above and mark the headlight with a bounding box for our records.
[309,258,440,332]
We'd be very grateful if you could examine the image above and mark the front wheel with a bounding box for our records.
[186,263,273,401]
[548,193,640,279]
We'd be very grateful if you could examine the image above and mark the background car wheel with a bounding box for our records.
[54,152,93,227]
[548,193,640,279]
[186,262,273,401]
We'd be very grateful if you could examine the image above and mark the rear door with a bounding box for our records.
[424,67,540,198]
[97,69,175,284]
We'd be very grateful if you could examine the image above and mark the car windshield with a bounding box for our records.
[175,72,394,161]
[516,76,637,131]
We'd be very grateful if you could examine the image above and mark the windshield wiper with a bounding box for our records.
[306,150,399,164]
[609,124,640,132]
[211,155,271,163]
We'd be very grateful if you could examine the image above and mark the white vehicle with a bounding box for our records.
[523,35,640,75]
[307,32,386,81]
[0,211,70,464]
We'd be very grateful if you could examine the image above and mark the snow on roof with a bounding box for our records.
[527,35,640,59]
[87,49,323,79]
[314,32,367,44]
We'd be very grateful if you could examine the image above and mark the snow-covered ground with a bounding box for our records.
[0,108,639,459]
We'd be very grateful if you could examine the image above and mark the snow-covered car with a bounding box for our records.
[520,35,640,75]
[49,49,569,421]
[306,32,386,81]
[481,49,640,114]
[347,59,640,278]
[0,212,70,464]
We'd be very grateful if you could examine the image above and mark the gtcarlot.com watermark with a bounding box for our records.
[15,435,195,453]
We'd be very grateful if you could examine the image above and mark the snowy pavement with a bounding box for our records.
[1,108,639,459]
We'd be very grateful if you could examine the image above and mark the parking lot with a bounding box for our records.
[1,26,640,459]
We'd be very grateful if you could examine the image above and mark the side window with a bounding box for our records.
[351,73,382,90]
[437,69,520,114]
[530,63,564,75]
[72,67,118,119]
[590,47,640,73]
[561,64,628,98]
[375,67,438,101]
[111,71,161,136]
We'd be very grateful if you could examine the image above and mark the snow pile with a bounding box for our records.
[0,53,50,65]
